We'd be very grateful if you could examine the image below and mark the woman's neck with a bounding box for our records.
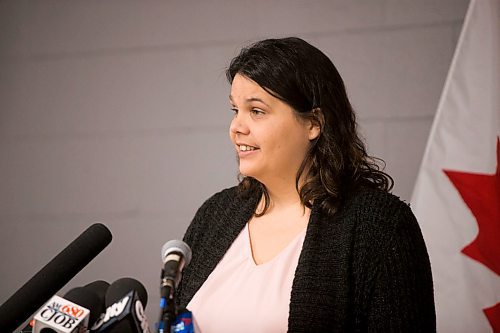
[258,176,306,213]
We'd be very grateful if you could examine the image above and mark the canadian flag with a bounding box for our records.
[411,0,500,332]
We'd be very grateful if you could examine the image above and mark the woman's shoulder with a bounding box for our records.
[348,188,412,215]
[182,186,255,245]
[194,186,242,216]
[340,188,419,240]
[206,186,240,203]
[190,186,240,220]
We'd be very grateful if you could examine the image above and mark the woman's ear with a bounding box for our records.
[308,108,323,140]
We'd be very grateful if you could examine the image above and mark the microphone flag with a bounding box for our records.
[33,295,90,333]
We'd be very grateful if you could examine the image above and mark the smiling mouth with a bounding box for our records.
[238,144,259,152]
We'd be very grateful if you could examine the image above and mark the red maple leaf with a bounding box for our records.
[484,303,500,333]
[444,137,500,332]
[443,137,500,275]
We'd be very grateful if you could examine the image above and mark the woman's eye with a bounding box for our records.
[230,107,238,115]
[251,109,265,116]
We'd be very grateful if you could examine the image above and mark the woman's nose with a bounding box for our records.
[230,113,249,135]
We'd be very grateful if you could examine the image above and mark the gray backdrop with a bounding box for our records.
[0,0,469,328]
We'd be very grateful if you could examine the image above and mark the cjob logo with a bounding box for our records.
[35,295,89,331]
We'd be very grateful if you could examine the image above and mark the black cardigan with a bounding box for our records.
[178,187,436,332]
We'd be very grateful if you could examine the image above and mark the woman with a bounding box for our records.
[177,37,435,332]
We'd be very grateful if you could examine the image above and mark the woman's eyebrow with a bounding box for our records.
[246,97,270,107]
[229,95,270,107]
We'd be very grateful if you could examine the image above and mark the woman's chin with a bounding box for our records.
[238,167,259,179]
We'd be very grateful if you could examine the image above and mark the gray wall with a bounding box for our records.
[0,0,468,328]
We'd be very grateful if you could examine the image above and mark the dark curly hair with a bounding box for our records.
[227,37,393,216]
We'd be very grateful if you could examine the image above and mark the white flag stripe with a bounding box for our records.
[411,0,500,332]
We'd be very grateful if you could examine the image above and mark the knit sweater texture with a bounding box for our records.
[177,186,436,332]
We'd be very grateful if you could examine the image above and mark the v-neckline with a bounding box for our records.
[244,223,307,267]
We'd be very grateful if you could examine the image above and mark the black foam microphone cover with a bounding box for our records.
[105,277,148,308]
[0,223,112,332]
[92,278,150,333]
[64,287,103,327]
[84,280,110,306]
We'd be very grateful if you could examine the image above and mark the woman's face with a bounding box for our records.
[229,74,319,186]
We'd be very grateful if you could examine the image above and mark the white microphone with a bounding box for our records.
[161,240,192,289]
[158,240,192,333]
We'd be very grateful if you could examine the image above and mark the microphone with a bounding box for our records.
[161,240,192,290]
[33,284,106,333]
[0,223,112,332]
[15,281,109,333]
[84,280,110,307]
[92,277,151,333]
[158,240,192,333]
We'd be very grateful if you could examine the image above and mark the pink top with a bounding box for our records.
[187,223,306,333]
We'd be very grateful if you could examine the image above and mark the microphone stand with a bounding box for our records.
[158,270,177,333]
